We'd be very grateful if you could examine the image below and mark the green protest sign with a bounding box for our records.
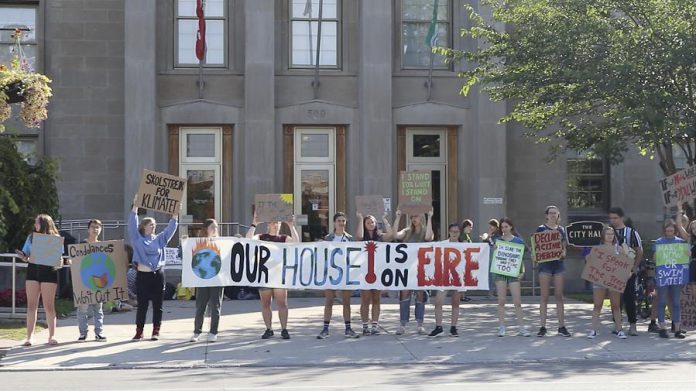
[490,240,525,277]
[655,243,689,266]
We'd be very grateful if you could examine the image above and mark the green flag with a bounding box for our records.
[425,0,439,47]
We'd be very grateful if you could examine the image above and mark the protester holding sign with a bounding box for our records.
[429,223,463,337]
[586,226,628,339]
[481,219,500,299]
[76,219,107,342]
[317,212,361,339]
[129,195,179,341]
[492,218,530,337]
[16,214,66,346]
[247,211,299,340]
[458,219,474,303]
[356,212,393,336]
[393,208,434,335]
[653,221,688,339]
[608,207,643,336]
[535,206,571,337]
[189,219,225,343]
[675,206,696,333]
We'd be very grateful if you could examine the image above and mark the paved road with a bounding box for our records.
[1,362,695,390]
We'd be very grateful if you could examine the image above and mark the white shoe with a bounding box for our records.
[189,333,200,342]
[417,326,427,335]
[518,326,531,337]
[207,333,218,342]
[587,330,597,339]
[616,330,627,339]
[497,326,506,337]
[395,326,405,335]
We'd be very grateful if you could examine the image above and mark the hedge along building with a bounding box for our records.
[2,0,665,291]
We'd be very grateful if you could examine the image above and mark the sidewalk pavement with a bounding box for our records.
[0,296,694,370]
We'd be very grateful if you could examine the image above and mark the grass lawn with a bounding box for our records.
[0,322,45,341]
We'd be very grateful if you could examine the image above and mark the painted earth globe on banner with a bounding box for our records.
[191,247,222,279]
[80,252,117,291]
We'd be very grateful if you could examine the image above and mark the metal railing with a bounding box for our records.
[0,253,27,318]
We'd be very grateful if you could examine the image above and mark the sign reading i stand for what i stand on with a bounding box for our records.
[137,169,186,215]
[398,171,432,215]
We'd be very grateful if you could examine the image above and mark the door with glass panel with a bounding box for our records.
[406,129,447,240]
[293,128,336,242]
[179,128,222,237]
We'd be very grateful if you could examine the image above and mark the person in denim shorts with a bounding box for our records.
[536,206,571,337]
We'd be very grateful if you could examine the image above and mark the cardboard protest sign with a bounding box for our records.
[137,169,186,214]
[182,237,490,290]
[68,240,128,306]
[680,284,696,330]
[356,195,386,218]
[566,221,603,247]
[491,240,525,277]
[659,165,696,207]
[30,233,64,267]
[398,171,432,215]
[530,230,563,263]
[581,245,634,292]
[164,247,182,266]
[655,242,690,287]
[254,194,294,222]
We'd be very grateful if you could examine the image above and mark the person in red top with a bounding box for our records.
[246,211,299,339]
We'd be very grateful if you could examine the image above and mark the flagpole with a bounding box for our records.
[426,50,434,101]
[312,0,324,99]
[425,0,439,101]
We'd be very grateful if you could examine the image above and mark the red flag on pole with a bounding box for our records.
[195,0,206,62]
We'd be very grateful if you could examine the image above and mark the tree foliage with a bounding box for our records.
[438,0,696,176]
[0,136,58,252]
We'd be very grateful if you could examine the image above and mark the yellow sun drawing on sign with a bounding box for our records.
[279,194,294,204]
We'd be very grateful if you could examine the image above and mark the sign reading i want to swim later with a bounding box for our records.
[655,242,690,287]
[137,169,186,215]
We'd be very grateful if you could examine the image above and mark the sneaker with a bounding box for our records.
[450,326,459,337]
[151,327,160,341]
[362,327,370,336]
[132,328,144,341]
[77,334,87,342]
[417,326,427,335]
[94,334,107,342]
[659,329,669,339]
[587,330,597,339]
[262,329,274,339]
[281,329,291,340]
[207,333,217,343]
[558,327,571,337]
[675,330,686,339]
[317,328,329,339]
[648,322,659,333]
[345,328,360,338]
[429,326,443,337]
[190,333,201,342]
[497,326,506,337]
[518,326,531,337]
[616,330,627,339]
[370,326,381,336]
[611,330,619,335]
[537,327,547,337]
[395,326,405,335]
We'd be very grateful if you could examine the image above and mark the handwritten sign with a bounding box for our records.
[356,195,386,217]
[164,247,182,266]
[680,284,696,330]
[137,169,186,214]
[68,240,128,306]
[581,245,634,292]
[31,233,64,267]
[659,165,696,207]
[531,230,563,263]
[398,171,432,215]
[655,242,690,287]
[255,194,294,223]
[566,221,603,247]
[491,240,525,277]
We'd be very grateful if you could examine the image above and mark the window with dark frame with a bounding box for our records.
[0,4,37,70]
[567,156,609,211]
[401,0,450,69]
[289,0,340,69]
[175,0,227,68]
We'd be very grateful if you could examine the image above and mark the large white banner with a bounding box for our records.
[182,237,490,290]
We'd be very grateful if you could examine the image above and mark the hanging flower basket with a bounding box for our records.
[0,28,52,132]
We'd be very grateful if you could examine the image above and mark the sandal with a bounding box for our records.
[22,339,33,347]
[48,338,59,345]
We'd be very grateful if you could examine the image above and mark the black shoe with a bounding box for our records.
[429,326,443,337]
[659,329,669,339]
[674,330,686,339]
[450,326,459,337]
[558,327,572,337]
[537,327,547,337]
[261,329,274,339]
[281,329,290,340]
[94,334,107,342]
[648,322,659,333]
[611,330,618,335]
[77,334,87,342]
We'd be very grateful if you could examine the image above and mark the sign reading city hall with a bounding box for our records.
[182,237,491,290]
